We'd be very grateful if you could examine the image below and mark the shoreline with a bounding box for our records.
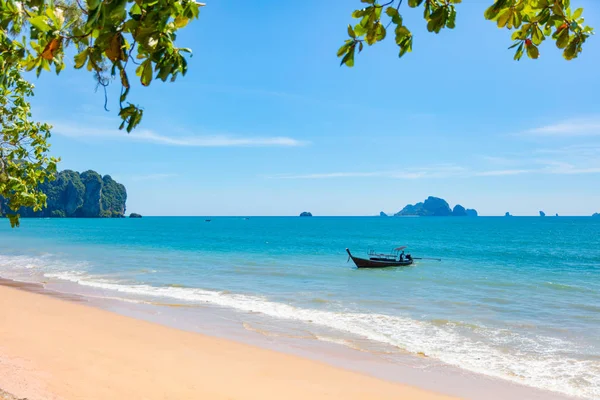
[0,280,455,400]
[0,277,579,400]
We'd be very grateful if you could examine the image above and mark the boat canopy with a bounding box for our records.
[394,246,407,251]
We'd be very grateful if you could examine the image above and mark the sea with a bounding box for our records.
[1,216,599,399]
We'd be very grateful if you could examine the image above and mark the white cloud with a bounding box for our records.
[50,122,308,148]
[538,161,600,175]
[269,172,382,179]
[534,144,600,158]
[475,169,532,176]
[268,161,600,180]
[524,118,600,137]
[267,165,466,180]
[129,173,178,181]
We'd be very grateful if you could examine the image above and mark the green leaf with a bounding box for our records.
[512,29,526,41]
[508,41,521,49]
[129,3,142,17]
[354,23,367,36]
[136,60,154,86]
[174,16,189,28]
[340,44,356,67]
[447,9,457,29]
[347,24,356,38]
[526,43,539,59]
[514,45,524,60]
[484,5,499,20]
[398,36,412,57]
[497,9,512,28]
[375,23,386,41]
[532,25,545,45]
[556,28,569,49]
[337,41,352,57]
[29,16,52,32]
[572,8,583,20]
[563,38,579,60]
[87,0,101,10]
[351,9,366,18]
[386,7,398,18]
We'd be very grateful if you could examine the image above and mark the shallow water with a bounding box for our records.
[1,216,599,398]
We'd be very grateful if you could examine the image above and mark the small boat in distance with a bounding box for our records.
[346,247,413,269]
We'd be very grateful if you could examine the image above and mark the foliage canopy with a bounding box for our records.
[338,0,593,66]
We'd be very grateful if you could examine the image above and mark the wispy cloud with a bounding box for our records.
[50,122,308,147]
[478,155,524,166]
[268,160,600,180]
[270,172,382,179]
[267,165,466,180]
[475,169,532,177]
[523,117,600,137]
[129,173,178,181]
[534,144,600,158]
[537,161,600,175]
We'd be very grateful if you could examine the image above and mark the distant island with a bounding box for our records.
[593,213,600,217]
[130,213,143,218]
[0,170,126,218]
[505,212,513,217]
[539,211,546,217]
[379,211,388,217]
[394,196,477,217]
[299,212,313,217]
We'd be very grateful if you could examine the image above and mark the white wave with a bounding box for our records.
[44,270,600,399]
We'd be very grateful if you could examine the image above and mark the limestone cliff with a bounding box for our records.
[0,170,126,218]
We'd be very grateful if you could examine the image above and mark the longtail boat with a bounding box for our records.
[346,247,414,269]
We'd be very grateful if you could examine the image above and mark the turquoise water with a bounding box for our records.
[1,217,599,398]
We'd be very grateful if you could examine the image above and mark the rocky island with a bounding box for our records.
[130,213,143,218]
[299,212,313,217]
[394,196,477,217]
[0,170,126,218]
[505,212,513,217]
[379,211,388,217]
[593,213,600,217]
[539,211,546,217]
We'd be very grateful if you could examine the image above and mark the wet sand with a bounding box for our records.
[0,282,455,400]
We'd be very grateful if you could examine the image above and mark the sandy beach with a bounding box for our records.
[0,283,455,400]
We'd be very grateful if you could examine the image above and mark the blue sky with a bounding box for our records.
[29,0,600,216]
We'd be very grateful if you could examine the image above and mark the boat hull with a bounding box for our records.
[346,249,413,268]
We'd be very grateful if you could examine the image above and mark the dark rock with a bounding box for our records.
[101,175,127,217]
[452,205,467,217]
[379,211,388,217]
[395,196,474,217]
[396,202,425,216]
[539,211,546,217]
[130,213,142,218]
[593,213,600,217]
[556,213,559,217]
[425,197,452,216]
[79,171,103,217]
[299,212,313,217]
[505,212,513,217]
[466,209,478,217]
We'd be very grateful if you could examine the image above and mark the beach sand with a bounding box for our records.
[0,283,455,400]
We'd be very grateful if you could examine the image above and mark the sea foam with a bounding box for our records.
[42,269,600,399]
